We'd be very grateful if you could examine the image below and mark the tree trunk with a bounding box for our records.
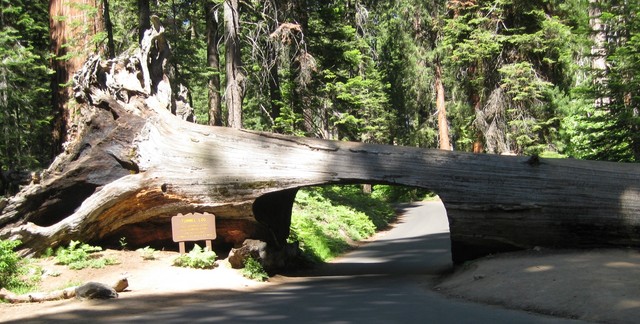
[268,44,282,127]
[205,0,222,126]
[589,0,609,108]
[471,92,484,153]
[138,0,150,45]
[2,26,640,264]
[0,66,9,171]
[103,0,115,59]
[435,64,450,150]
[224,0,243,129]
[50,0,104,154]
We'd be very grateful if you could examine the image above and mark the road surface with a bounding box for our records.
[122,201,585,323]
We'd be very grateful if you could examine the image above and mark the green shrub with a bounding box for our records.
[119,237,128,250]
[0,240,22,289]
[136,246,157,260]
[0,240,40,293]
[289,185,397,262]
[55,241,118,270]
[42,247,54,258]
[241,257,269,281]
[172,244,217,269]
[370,185,433,203]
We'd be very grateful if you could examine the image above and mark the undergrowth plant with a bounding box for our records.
[241,257,269,281]
[289,185,397,262]
[119,237,128,250]
[55,241,119,270]
[172,244,217,269]
[0,240,24,290]
[0,239,40,293]
[136,246,157,260]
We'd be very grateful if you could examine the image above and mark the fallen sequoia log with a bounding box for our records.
[1,24,639,264]
[0,278,127,303]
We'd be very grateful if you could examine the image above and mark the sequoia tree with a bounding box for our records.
[50,0,106,153]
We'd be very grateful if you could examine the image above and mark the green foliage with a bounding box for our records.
[172,244,217,269]
[136,246,157,260]
[0,240,22,289]
[0,240,42,293]
[0,0,53,178]
[105,0,139,54]
[442,0,578,154]
[563,0,640,162]
[273,105,307,136]
[370,185,433,203]
[241,257,269,281]
[499,62,553,102]
[118,237,128,250]
[41,247,54,258]
[54,241,118,270]
[289,185,396,262]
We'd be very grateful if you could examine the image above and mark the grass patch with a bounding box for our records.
[289,185,398,262]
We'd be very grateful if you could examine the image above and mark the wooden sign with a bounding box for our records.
[171,212,216,253]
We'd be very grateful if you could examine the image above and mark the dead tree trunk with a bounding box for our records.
[435,63,450,150]
[224,0,243,129]
[1,25,639,263]
[205,0,223,126]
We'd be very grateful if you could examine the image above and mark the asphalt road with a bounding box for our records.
[124,201,586,324]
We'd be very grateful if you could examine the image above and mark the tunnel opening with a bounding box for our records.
[286,184,452,274]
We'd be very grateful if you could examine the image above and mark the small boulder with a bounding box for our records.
[228,239,267,269]
[228,239,301,271]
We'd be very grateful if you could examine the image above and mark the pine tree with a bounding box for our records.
[0,0,52,191]
[566,0,640,162]
[442,0,577,155]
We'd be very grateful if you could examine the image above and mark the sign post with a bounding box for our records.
[171,212,217,254]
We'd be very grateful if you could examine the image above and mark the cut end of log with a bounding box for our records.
[113,277,129,292]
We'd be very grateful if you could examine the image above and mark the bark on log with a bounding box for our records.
[0,25,639,263]
[0,278,127,303]
[0,287,77,303]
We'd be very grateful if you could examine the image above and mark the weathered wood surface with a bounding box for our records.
[0,24,639,263]
[0,278,127,303]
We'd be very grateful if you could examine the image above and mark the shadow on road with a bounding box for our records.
[6,274,442,323]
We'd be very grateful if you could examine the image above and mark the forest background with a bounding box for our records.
[1,0,639,195]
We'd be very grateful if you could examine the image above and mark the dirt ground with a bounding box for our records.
[435,248,640,324]
[0,249,269,322]
[1,247,640,323]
